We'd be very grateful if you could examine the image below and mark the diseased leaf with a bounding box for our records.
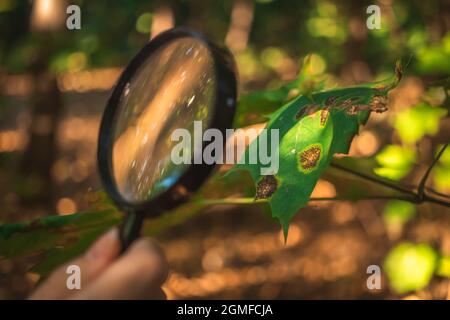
[0,209,122,276]
[230,63,401,237]
[31,227,111,276]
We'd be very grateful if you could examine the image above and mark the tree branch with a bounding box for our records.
[330,162,417,196]
[417,143,448,201]
[330,159,450,208]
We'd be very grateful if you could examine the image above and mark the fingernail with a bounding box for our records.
[85,228,119,261]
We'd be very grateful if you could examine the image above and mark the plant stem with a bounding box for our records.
[309,195,416,202]
[425,187,450,200]
[194,195,417,208]
[206,137,450,209]
[201,160,450,209]
[194,198,267,206]
[422,194,450,208]
[330,162,416,196]
[330,160,450,208]
[195,192,450,209]
[417,143,448,201]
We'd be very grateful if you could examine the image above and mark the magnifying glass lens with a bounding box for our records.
[111,38,216,202]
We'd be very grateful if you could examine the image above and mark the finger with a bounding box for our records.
[73,237,168,300]
[29,228,121,300]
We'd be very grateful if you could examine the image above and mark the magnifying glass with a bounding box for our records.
[97,28,237,251]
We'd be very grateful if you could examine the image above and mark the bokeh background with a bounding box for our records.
[0,0,449,299]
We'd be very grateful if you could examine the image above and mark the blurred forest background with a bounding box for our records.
[0,0,449,299]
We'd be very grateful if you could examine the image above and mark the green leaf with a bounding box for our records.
[270,108,334,236]
[436,144,450,166]
[382,201,416,238]
[433,145,450,192]
[230,61,402,237]
[0,209,122,276]
[394,103,447,144]
[31,227,111,276]
[0,167,257,276]
[135,13,153,34]
[436,256,450,278]
[433,165,450,191]
[374,144,416,180]
[232,84,395,237]
[383,200,416,227]
[384,243,438,294]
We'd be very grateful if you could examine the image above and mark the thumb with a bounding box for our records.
[30,228,121,299]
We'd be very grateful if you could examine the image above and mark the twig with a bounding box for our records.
[330,160,450,208]
[417,144,448,201]
[194,195,417,207]
[422,194,450,208]
[425,187,450,200]
[194,198,266,206]
[309,195,416,202]
[330,162,416,196]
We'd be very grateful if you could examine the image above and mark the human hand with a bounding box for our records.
[30,228,168,300]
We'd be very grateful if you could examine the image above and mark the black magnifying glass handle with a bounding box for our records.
[119,212,144,252]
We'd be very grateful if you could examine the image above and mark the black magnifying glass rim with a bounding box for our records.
[97,27,238,218]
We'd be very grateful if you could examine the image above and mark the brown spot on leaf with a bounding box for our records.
[326,96,362,111]
[325,96,338,107]
[320,109,329,126]
[369,95,388,113]
[57,235,79,246]
[348,96,362,103]
[255,175,278,199]
[299,144,322,172]
[295,104,319,120]
[345,104,372,115]
[340,97,362,108]
[346,105,358,115]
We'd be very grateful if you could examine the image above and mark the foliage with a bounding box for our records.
[436,256,450,278]
[0,169,253,276]
[433,145,450,191]
[0,0,449,297]
[394,103,447,145]
[374,145,416,180]
[384,242,450,294]
[384,243,437,294]
[382,200,416,228]
[230,64,401,236]
[0,209,121,275]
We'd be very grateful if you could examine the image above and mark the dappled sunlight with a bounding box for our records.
[0,0,449,300]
